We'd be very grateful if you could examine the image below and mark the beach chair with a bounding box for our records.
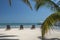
[31,25,35,29]
[20,25,23,30]
[6,25,10,30]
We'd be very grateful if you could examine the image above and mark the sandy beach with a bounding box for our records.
[0,28,60,40]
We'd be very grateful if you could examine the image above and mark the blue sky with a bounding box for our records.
[0,0,58,23]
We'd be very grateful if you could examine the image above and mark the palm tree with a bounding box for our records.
[8,0,32,10]
[8,0,60,11]
[8,0,60,40]
[41,12,60,40]
[22,0,60,40]
[35,0,60,40]
[34,0,60,40]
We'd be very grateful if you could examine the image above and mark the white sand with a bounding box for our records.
[0,28,60,40]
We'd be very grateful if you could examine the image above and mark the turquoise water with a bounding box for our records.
[0,23,42,25]
[0,23,41,28]
[0,23,60,30]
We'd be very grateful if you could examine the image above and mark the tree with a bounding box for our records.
[22,0,60,40]
[41,12,60,40]
[34,0,60,40]
[8,0,60,40]
[8,0,60,11]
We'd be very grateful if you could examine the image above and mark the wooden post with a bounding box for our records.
[6,25,10,30]
[31,25,35,29]
[20,25,23,30]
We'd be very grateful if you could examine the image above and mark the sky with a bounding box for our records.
[0,0,58,23]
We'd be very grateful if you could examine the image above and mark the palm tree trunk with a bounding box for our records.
[42,32,45,40]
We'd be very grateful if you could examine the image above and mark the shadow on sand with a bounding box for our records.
[0,35,17,37]
[38,36,60,40]
[0,39,19,40]
[0,34,19,40]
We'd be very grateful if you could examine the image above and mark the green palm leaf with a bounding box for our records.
[41,12,60,39]
[48,1,60,11]
[35,0,60,11]
[9,0,11,6]
[34,0,46,10]
[34,0,51,10]
[22,0,33,10]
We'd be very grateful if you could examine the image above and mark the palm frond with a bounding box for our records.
[34,0,46,10]
[9,0,11,6]
[48,1,60,11]
[57,1,60,6]
[41,12,60,39]
[34,0,52,10]
[22,0,33,10]
[34,0,60,11]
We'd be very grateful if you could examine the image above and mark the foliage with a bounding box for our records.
[41,12,60,39]
[8,0,60,40]
[9,0,11,6]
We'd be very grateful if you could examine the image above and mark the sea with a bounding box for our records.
[0,23,42,28]
[0,23,60,30]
